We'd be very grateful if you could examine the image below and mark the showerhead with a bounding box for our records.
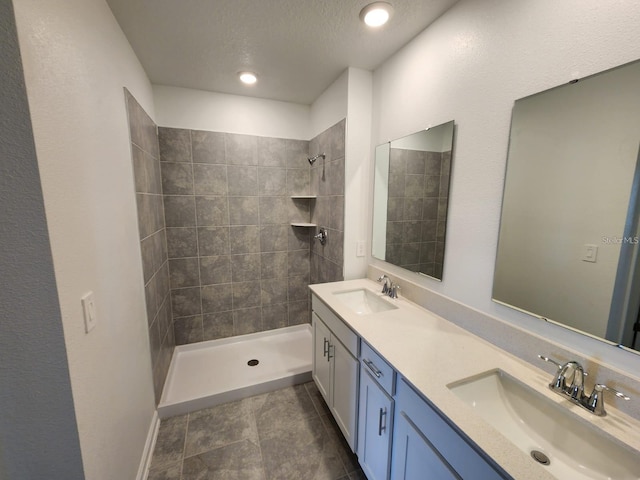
[308,153,326,165]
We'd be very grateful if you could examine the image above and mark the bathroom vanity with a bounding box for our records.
[310,278,640,480]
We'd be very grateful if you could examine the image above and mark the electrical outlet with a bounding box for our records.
[81,291,97,333]
[356,241,366,257]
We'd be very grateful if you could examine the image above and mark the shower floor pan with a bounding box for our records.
[157,324,312,418]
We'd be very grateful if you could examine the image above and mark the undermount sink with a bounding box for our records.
[448,369,640,480]
[332,288,398,315]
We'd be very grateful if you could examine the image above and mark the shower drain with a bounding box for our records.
[530,450,550,466]
[247,359,259,366]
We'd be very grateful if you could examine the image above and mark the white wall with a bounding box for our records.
[153,85,311,139]
[310,70,348,139]
[1,1,84,477]
[344,68,373,280]
[13,0,157,478]
[370,0,640,374]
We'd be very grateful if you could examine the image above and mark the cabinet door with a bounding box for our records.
[391,412,460,480]
[331,337,359,451]
[312,313,332,403]
[358,370,394,480]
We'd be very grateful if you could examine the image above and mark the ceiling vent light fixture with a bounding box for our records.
[360,2,394,27]
[239,71,257,85]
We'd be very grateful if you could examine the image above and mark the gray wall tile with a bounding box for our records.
[286,139,309,169]
[198,227,230,256]
[259,196,288,225]
[201,284,232,313]
[164,196,196,227]
[159,128,191,163]
[174,316,203,345]
[161,162,194,195]
[203,312,234,340]
[169,258,200,289]
[286,169,310,196]
[166,227,198,258]
[227,166,258,195]
[288,250,310,277]
[261,252,288,279]
[233,308,262,335]
[261,278,288,305]
[228,196,259,225]
[195,196,229,226]
[232,281,261,309]
[231,254,261,282]
[288,275,310,302]
[199,255,232,285]
[226,133,258,166]
[230,226,260,254]
[192,130,224,164]
[193,164,228,195]
[258,167,287,196]
[288,300,310,326]
[262,304,288,330]
[147,125,341,344]
[258,137,286,167]
[171,287,202,318]
[127,93,174,404]
[260,225,289,252]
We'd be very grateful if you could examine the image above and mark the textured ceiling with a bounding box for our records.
[105,0,458,104]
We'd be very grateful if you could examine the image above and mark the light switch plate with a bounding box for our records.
[582,244,598,263]
[81,291,97,333]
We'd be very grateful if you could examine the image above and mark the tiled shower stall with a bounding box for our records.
[126,91,345,401]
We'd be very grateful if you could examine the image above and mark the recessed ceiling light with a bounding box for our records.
[238,72,257,85]
[360,2,394,27]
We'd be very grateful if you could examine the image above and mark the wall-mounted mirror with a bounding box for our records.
[494,59,640,352]
[372,121,454,280]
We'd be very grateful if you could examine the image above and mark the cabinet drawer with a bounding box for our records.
[312,294,359,357]
[360,341,395,395]
[396,378,509,480]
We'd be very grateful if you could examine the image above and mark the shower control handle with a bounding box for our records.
[314,227,327,246]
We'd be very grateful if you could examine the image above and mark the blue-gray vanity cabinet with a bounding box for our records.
[357,342,396,480]
[391,377,511,480]
[311,295,359,452]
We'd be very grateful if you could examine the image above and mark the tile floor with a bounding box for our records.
[148,382,366,480]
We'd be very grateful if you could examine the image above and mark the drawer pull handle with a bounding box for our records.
[323,338,329,357]
[327,344,334,362]
[378,407,387,436]
[364,359,382,378]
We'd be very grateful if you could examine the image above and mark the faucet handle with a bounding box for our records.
[584,384,630,416]
[389,284,400,299]
[538,355,562,370]
[377,275,390,294]
[538,355,565,390]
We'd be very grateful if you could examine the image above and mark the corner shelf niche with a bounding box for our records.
[290,196,317,227]
[291,222,317,227]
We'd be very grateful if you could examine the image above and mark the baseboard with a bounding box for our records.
[136,410,160,480]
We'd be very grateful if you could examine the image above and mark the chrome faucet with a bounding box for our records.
[538,355,630,416]
[377,275,392,295]
[377,275,400,299]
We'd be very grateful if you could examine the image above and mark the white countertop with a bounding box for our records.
[310,278,640,480]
